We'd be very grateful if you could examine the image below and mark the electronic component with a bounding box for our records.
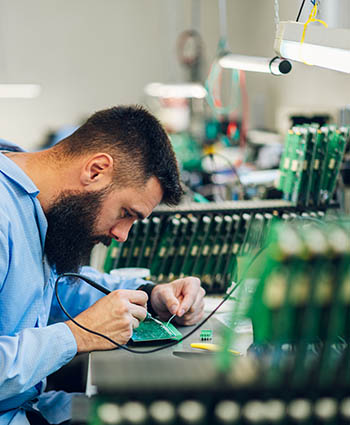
[277,124,349,207]
[103,200,336,293]
[199,330,213,341]
[131,318,182,343]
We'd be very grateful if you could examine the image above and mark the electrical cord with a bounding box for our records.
[202,151,244,190]
[296,0,306,22]
[274,0,280,32]
[54,245,267,354]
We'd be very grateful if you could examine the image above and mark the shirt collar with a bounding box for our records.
[0,151,40,197]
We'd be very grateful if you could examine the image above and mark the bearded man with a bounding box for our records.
[0,105,205,424]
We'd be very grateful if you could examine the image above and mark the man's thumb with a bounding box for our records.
[169,301,179,315]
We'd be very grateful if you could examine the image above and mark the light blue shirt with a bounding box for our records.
[0,143,146,424]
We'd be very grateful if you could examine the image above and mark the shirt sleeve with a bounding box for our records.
[0,322,77,402]
[0,222,77,402]
[49,266,151,323]
[0,226,9,292]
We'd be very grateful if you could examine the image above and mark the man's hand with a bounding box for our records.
[65,289,148,353]
[150,277,205,326]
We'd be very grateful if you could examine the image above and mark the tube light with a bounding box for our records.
[144,82,207,99]
[274,21,350,73]
[219,54,292,75]
[0,84,41,99]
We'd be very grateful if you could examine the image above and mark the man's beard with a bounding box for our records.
[44,190,112,274]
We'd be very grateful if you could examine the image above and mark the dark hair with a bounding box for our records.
[56,105,183,206]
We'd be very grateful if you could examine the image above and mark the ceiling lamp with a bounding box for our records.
[144,82,207,99]
[0,83,41,99]
[219,54,292,75]
[274,21,350,74]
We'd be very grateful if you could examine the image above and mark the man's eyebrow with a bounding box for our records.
[130,208,145,220]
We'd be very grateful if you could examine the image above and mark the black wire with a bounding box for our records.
[201,152,244,192]
[54,244,267,354]
[55,274,240,354]
[296,0,306,22]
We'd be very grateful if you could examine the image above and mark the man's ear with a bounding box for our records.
[79,153,114,188]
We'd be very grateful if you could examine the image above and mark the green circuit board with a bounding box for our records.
[131,319,182,343]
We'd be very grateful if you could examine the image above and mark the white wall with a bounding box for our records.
[0,0,186,149]
[0,0,349,149]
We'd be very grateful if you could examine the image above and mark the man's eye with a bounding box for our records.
[123,209,132,219]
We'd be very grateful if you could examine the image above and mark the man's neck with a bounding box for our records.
[3,151,61,212]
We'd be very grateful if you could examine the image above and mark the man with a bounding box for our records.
[0,106,205,424]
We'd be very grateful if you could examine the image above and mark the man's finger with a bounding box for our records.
[129,303,148,322]
[184,294,205,315]
[160,286,180,315]
[176,279,202,316]
[112,289,148,306]
[131,316,140,330]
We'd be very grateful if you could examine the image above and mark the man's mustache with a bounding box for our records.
[93,235,112,247]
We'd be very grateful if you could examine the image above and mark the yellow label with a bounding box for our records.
[213,245,220,255]
[290,276,310,305]
[202,245,209,256]
[111,247,118,258]
[284,158,290,169]
[191,245,198,256]
[314,159,319,170]
[315,276,332,305]
[263,272,287,308]
[159,247,166,257]
[342,276,350,304]
[328,158,336,169]
[291,159,298,172]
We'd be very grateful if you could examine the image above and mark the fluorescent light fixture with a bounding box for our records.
[0,84,41,98]
[219,54,292,75]
[274,21,350,73]
[144,82,207,99]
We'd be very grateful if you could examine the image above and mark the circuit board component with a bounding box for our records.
[131,318,182,343]
[200,330,213,341]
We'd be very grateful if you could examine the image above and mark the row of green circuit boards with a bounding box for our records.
[131,318,182,343]
[231,218,350,390]
[277,125,349,206]
[103,200,330,293]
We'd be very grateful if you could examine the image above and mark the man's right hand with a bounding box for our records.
[65,289,148,352]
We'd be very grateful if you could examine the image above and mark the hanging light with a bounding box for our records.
[274,21,350,74]
[144,82,207,99]
[0,83,41,99]
[219,54,292,75]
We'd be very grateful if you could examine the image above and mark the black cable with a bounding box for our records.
[201,152,243,189]
[54,244,267,354]
[296,0,306,22]
[55,273,239,354]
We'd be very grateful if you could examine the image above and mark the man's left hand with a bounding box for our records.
[150,277,205,325]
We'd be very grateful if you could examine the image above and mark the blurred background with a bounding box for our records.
[0,0,349,148]
[2,0,349,209]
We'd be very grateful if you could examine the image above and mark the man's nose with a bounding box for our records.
[110,221,133,243]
